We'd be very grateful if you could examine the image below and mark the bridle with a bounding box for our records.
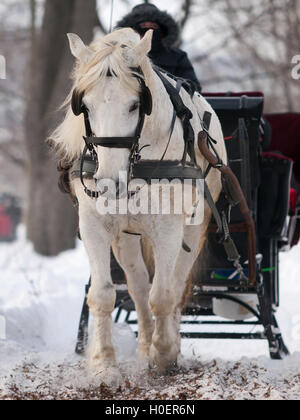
[71,67,153,198]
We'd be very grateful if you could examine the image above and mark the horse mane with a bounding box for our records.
[49,29,143,162]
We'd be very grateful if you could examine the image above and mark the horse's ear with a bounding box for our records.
[133,29,153,58]
[67,33,93,63]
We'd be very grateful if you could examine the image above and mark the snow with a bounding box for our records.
[0,226,299,400]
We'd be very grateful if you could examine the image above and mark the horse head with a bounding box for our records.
[67,29,154,192]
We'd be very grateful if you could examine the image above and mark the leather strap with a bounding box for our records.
[71,156,97,180]
[132,160,204,181]
[159,79,183,162]
[84,136,139,150]
[154,69,196,168]
[80,145,100,199]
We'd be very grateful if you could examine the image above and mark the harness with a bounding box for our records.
[72,67,204,199]
[67,67,256,286]
[66,70,260,354]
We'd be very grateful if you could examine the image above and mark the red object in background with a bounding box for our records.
[0,205,13,238]
[265,113,300,247]
[265,113,300,193]
[290,188,297,215]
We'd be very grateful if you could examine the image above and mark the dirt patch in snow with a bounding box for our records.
[1,231,300,400]
[1,354,300,400]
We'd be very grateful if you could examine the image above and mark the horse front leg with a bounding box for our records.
[112,234,154,359]
[171,217,212,356]
[79,212,120,387]
[148,218,184,373]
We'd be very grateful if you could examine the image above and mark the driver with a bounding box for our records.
[117,3,202,93]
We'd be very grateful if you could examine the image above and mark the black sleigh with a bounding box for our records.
[76,92,300,360]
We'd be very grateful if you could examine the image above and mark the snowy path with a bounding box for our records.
[0,228,299,400]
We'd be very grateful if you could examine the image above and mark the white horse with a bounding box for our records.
[51,28,227,387]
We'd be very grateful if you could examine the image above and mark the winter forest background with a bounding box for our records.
[0,0,299,256]
[1,0,300,400]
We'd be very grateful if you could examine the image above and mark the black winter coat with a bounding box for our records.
[149,47,202,93]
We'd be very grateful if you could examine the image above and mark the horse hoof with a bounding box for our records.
[149,344,179,374]
[93,366,124,389]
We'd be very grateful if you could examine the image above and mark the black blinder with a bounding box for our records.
[71,89,85,116]
[140,84,153,116]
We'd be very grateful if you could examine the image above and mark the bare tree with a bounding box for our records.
[185,0,300,112]
[219,0,300,111]
[25,0,98,256]
[0,1,30,198]
[179,0,194,31]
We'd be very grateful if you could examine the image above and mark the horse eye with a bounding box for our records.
[129,102,139,113]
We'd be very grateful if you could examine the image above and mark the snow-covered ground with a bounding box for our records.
[0,226,299,400]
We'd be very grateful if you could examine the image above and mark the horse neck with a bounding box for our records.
[141,61,181,160]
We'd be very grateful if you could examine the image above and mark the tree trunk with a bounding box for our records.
[25,0,97,256]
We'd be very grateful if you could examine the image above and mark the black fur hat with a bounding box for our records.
[116,3,180,47]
